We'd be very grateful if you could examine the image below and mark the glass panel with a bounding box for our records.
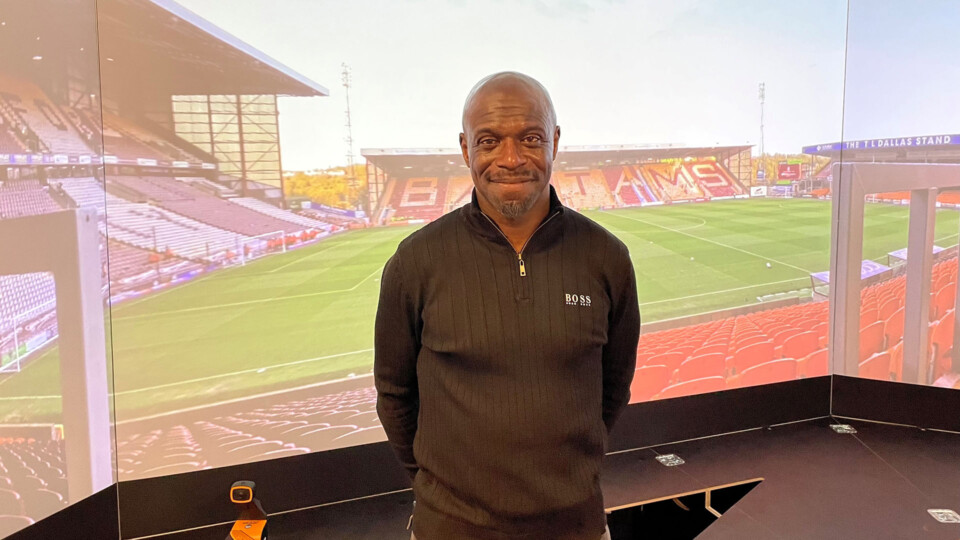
[94,0,852,486]
[0,0,115,535]
[839,0,960,388]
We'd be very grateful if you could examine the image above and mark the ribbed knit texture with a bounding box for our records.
[375,186,640,540]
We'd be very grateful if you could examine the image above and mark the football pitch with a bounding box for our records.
[1,198,958,423]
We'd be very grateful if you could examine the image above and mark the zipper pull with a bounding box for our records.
[518,254,526,277]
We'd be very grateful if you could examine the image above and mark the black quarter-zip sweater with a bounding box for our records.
[374,185,640,540]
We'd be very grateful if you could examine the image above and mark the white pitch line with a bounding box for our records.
[113,264,385,321]
[639,277,810,306]
[266,239,346,274]
[605,212,815,274]
[114,348,373,396]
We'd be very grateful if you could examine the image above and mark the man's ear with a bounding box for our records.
[459,132,470,167]
[552,125,561,160]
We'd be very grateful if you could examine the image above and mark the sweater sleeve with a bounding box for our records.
[602,245,641,433]
[374,252,421,480]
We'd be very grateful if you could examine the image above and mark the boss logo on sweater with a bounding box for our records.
[565,293,592,307]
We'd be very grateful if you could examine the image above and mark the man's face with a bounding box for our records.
[460,82,560,220]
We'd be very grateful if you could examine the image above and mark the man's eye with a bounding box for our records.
[523,135,542,143]
[478,138,496,146]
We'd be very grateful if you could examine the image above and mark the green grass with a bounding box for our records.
[0,199,956,423]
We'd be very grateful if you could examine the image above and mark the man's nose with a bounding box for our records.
[495,138,527,170]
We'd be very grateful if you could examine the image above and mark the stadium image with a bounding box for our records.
[1,0,960,537]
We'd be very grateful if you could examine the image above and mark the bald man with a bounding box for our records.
[375,72,640,540]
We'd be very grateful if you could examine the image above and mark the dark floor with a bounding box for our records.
[145,417,960,540]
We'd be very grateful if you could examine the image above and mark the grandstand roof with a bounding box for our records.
[363,144,752,174]
[803,134,960,162]
[97,0,328,96]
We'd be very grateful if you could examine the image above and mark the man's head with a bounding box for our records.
[459,72,560,222]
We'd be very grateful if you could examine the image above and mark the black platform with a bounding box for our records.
[146,417,960,540]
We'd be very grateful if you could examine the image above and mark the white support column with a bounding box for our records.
[829,163,865,376]
[54,210,114,502]
[902,188,936,384]
[0,209,114,504]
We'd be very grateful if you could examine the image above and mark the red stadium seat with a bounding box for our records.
[813,322,830,347]
[655,376,726,400]
[0,515,33,537]
[729,341,775,375]
[796,318,820,331]
[878,297,900,320]
[931,310,955,380]
[883,308,905,349]
[629,365,671,404]
[799,348,829,378]
[20,489,65,517]
[645,352,685,372]
[771,328,801,349]
[860,309,879,330]
[675,353,725,382]
[733,333,768,350]
[0,489,23,516]
[889,341,904,382]
[693,343,728,357]
[933,284,956,320]
[781,331,819,360]
[736,358,798,388]
[859,321,886,362]
[859,351,892,381]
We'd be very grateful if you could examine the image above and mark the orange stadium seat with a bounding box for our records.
[735,358,798,388]
[645,352,686,373]
[655,376,726,400]
[883,308,905,348]
[930,310,955,380]
[674,353,725,383]
[781,331,820,361]
[729,341,775,375]
[860,309,879,330]
[889,341,904,382]
[859,351,892,381]
[933,284,956,320]
[879,297,900,320]
[629,365,672,403]
[859,321,886,362]
[799,348,829,378]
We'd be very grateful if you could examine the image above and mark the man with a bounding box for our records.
[375,72,640,540]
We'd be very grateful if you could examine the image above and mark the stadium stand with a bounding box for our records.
[0,180,61,220]
[100,112,194,162]
[380,177,447,222]
[0,75,91,155]
[114,386,381,477]
[639,163,707,201]
[106,239,199,286]
[105,201,248,261]
[551,170,616,208]
[0,122,26,154]
[0,439,67,525]
[108,176,309,236]
[601,165,658,206]
[629,256,960,402]
[443,176,474,213]
[230,197,333,232]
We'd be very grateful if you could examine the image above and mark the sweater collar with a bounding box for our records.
[461,184,565,249]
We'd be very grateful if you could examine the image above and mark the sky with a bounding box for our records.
[164,0,960,171]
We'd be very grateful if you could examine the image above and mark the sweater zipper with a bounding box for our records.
[481,211,560,277]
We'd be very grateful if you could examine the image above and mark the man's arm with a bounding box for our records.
[374,253,421,480]
[602,245,641,433]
